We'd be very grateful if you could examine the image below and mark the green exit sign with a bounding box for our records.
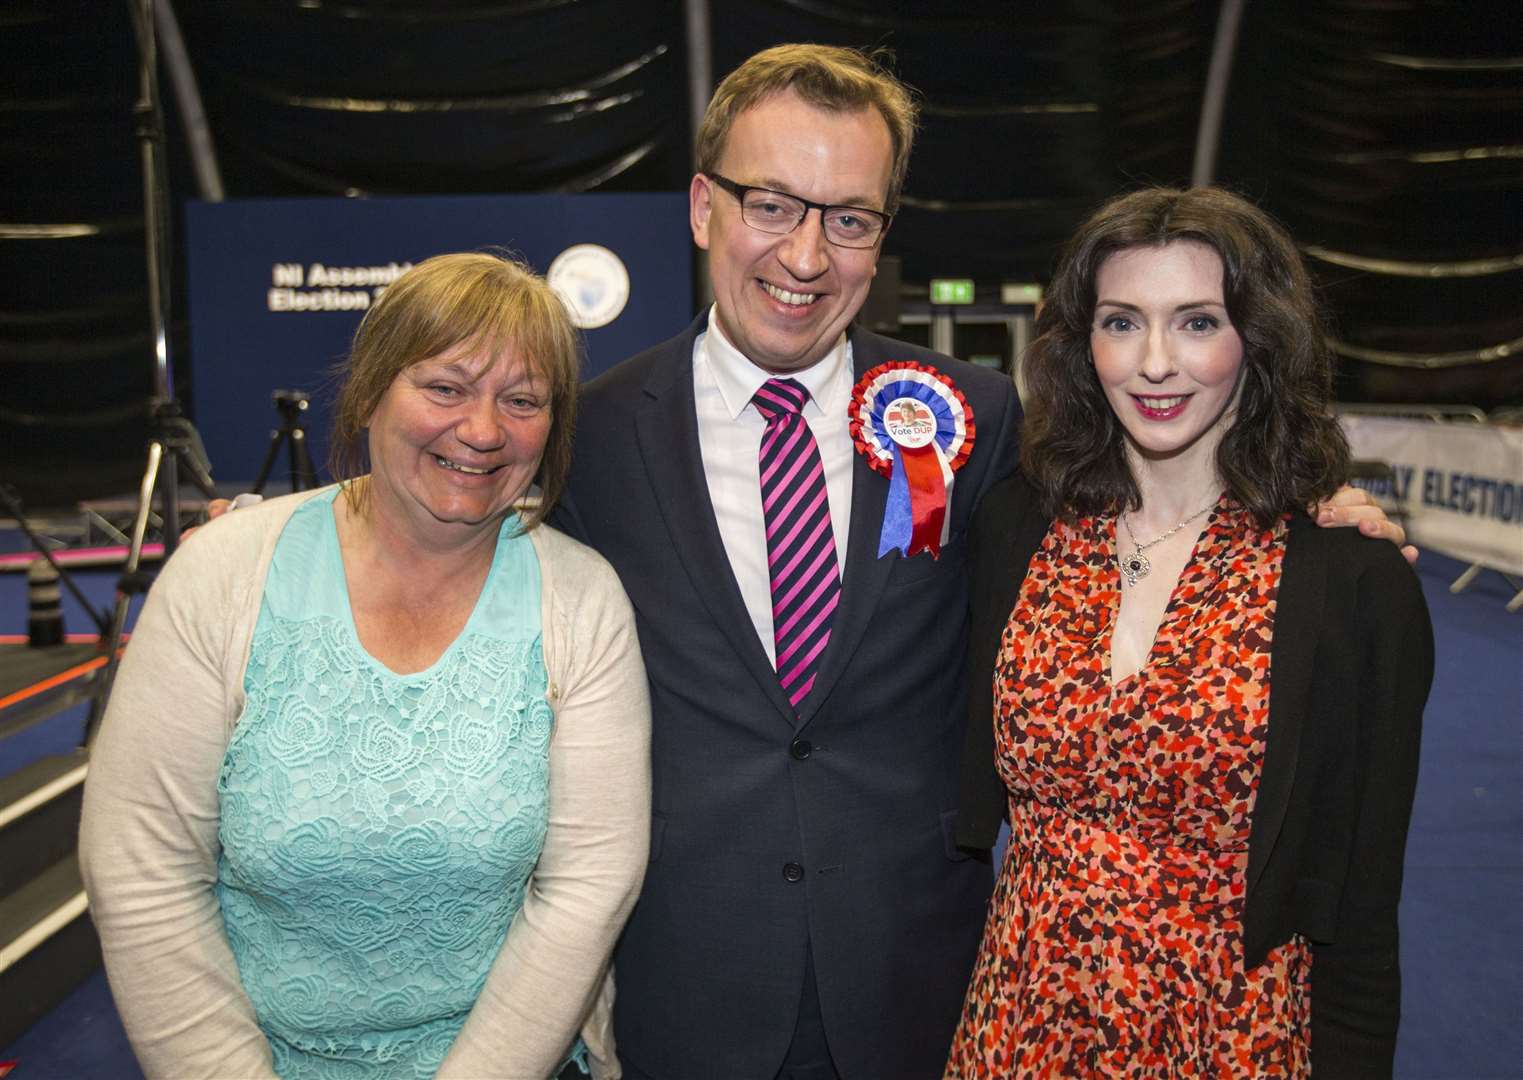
[930,278,975,304]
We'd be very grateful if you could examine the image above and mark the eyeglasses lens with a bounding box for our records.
[739,191,881,249]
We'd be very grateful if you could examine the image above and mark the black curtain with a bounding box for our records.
[2,0,1518,507]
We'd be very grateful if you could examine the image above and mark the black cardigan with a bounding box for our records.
[957,472,1433,1078]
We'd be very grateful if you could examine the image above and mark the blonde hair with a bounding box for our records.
[329,251,581,529]
[696,44,919,214]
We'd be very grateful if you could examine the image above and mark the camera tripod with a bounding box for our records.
[252,389,318,495]
[84,0,218,742]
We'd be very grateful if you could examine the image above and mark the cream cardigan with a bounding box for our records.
[79,488,651,1080]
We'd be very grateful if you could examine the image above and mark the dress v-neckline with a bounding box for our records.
[1102,501,1223,690]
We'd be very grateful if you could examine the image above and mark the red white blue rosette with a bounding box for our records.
[849,361,975,558]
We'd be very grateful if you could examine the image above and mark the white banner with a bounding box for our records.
[1340,415,1523,575]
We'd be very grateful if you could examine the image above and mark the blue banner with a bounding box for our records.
[187,193,693,484]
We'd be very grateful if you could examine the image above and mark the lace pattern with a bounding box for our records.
[214,495,570,1079]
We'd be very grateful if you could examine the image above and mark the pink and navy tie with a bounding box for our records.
[753,378,840,710]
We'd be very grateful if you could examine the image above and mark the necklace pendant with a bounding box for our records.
[1120,550,1151,587]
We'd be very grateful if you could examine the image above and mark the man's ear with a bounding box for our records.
[690,172,713,251]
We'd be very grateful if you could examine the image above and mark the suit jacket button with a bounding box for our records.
[789,737,812,760]
[782,862,805,883]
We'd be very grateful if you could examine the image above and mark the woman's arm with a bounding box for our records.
[78,530,278,1079]
[956,471,1048,851]
[438,543,651,1080]
[1310,544,1433,1076]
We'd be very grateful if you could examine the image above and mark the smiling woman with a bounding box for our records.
[950,188,1432,1079]
[363,351,550,535]
[1019,186,1350,526]
[79,253,651,1080]
[330,252,582,531]
[1089,241,1246,469]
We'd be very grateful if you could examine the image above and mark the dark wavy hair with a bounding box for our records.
[1020,186,1349,526]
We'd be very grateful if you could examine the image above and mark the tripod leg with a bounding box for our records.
[252,426,285,496]
[85,438,165,744]
[162,442,182,556]
[294,427,318,490]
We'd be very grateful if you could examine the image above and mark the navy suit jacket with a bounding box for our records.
[554,313,1023,1080]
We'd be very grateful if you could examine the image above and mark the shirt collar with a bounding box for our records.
[701,306,850,421]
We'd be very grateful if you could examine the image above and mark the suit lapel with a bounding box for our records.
[796,329,896,725]
[634,319,796,724]
[1246,513,1326,897]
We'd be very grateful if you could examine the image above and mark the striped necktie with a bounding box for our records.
[753,378,840,710]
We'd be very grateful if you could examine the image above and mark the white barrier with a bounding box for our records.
[1340,413,1523,577]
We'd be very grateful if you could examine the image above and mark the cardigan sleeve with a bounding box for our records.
[956,472,1049,851]
[438,533,651,1080]
[78,520,279,1079]
[1309,543,1433,1077]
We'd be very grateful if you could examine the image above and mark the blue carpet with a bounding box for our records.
[1394,552,1523,1080]
[1,971,141,1080]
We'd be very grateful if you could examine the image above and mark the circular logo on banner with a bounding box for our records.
[883,397,937,448]
[547,244,630,329]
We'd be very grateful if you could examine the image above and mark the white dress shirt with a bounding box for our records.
[692,308,855,668]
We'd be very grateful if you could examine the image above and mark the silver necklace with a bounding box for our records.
[1118,498,1218,587]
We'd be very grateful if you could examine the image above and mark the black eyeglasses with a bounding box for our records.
[706,173,891,250]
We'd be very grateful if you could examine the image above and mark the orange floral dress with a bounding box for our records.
[945,501,1310,1079]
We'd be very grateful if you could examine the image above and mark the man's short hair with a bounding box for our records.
[695,44,919,215]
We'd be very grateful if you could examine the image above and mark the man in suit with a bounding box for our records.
[553,45,1020,1080]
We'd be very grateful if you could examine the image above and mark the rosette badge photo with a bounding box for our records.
[849,361,975,559]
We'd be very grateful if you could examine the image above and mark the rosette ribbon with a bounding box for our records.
[848,362,976,559]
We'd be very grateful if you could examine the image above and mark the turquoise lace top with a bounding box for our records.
[215,490,584,1079]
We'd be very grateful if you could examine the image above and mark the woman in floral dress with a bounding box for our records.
[949,188,1432,1078]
